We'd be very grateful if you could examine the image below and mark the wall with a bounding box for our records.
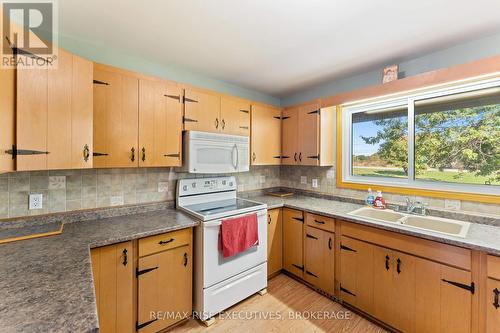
[280,166,500,217]
[281,31,500,106]
[0,166,280,219]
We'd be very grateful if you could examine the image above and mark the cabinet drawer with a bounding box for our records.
[306,212,335,233]
[487,255,500,280]
[139,228,191,257]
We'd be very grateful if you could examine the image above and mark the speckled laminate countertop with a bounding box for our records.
[0,208,198,333]
[250,194,500,256]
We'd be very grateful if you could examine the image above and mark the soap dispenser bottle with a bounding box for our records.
[365,188,375,206]
[373,190,386,209]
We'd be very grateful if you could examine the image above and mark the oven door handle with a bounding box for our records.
[203,211,267,227]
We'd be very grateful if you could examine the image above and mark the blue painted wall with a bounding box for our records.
[281,32,500,106]
[58,34,282,107]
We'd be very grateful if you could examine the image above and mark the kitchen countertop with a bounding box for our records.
[250,194,500,256]
[0,208,198,333]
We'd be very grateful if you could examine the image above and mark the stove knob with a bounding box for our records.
[229,182,233,187]
[183,185,188,191]
[222,180,227,185]
[191,182,196,188]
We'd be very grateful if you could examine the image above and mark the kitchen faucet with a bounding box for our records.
[405,197,428,216]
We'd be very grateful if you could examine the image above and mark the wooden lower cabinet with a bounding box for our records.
[137,244,192,333]
[283,208,304,278]
[486,278,500,333]
[91,241,135,333]
[339,236,374,314]
[267,208,283,277]
[303,226,334,294]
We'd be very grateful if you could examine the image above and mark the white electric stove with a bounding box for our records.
[177,176,268,321]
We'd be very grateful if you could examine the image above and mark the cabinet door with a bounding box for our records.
[487,278,500,333]
[298,102,320,166]
[220,97,250,136]
[93,67,139,168]
[304,226,334,294]
[281,107,299,165]
[283,208,304,278]
[91,241,134,333]
[391,251,416,333]
[267,208,283,277]
[137,244,192,333]
[16,62,48,170]
[339,236,374,313]
[250,105,281,165]
[0,36,15,172]
[415,258,472,333]
[139,80,182,167]
[71,55,93,169]
[372,246,394,325]
[184,88,221,132]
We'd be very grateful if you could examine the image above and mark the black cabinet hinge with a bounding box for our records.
[307,109,320,115]
[340,285,356,296]
[93,79,109,85]
[165,94,181,101]
[136,266,158,277]
[340,244,357,252]
[292,217,304,222]
[5,145,49,159]
[276,116,290,120]
[183,116,198,123]
[306,234,318,240]
[307,155,320,160]
[442,279,475,294]
[136,319,157,330]
[239,109,250,114]
[183,96,198,103]
[292,264,304,271]
[306,270,318,278]
[93,152,109,157]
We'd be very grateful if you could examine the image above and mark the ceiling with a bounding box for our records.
[59,0,500,98]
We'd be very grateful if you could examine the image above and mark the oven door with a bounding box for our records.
[201,209,267,288]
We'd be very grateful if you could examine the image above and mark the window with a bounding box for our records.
[342,78,500,196]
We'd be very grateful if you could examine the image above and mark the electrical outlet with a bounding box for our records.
[29,193,43,210]
[260,175,266,184]
[300,176,307,184]
[110,196,124,206]
[312,179,318,188]
[157,182,169,193]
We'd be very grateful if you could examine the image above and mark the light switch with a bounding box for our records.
[312,179,318,188]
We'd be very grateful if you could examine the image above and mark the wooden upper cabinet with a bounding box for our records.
[282,103,335,167]
[139,79,183,167]
[17,48,93,171]
[0,43,15,173]
[183,87,220,132]
[220,97,250,136]
[250,104,281,165]
[93,65,139,168]
[281,107,299,165]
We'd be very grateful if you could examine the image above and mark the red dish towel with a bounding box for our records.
[219,213,259,258]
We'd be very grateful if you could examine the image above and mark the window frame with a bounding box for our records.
[340,77,500,199]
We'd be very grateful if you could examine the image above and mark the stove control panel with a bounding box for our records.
[177,176,237,196]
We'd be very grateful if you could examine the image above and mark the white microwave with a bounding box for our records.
[181,131,249,174]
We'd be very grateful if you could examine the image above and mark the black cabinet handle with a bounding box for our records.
[314,219,325,225]
[141,147,146,162]
[493,288,499,309]
[215,118,219,129]
[294,153,297,162]
[131,147,135,162]
[184,252,188,267]
[397,258,401,274]
[122,248,128,266]
[328,237,332,250]
[158,238,174,245]
[221,119,226,130]
[299,152,302,162]
[252,152,256,162]
[385,255,390,270]
[268,214,271,224]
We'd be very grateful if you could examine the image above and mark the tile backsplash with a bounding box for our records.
[0,164,498,219]
[0,166,280,219]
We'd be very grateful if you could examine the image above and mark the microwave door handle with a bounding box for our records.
[235,144,239,170]
[231,144,238,170]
